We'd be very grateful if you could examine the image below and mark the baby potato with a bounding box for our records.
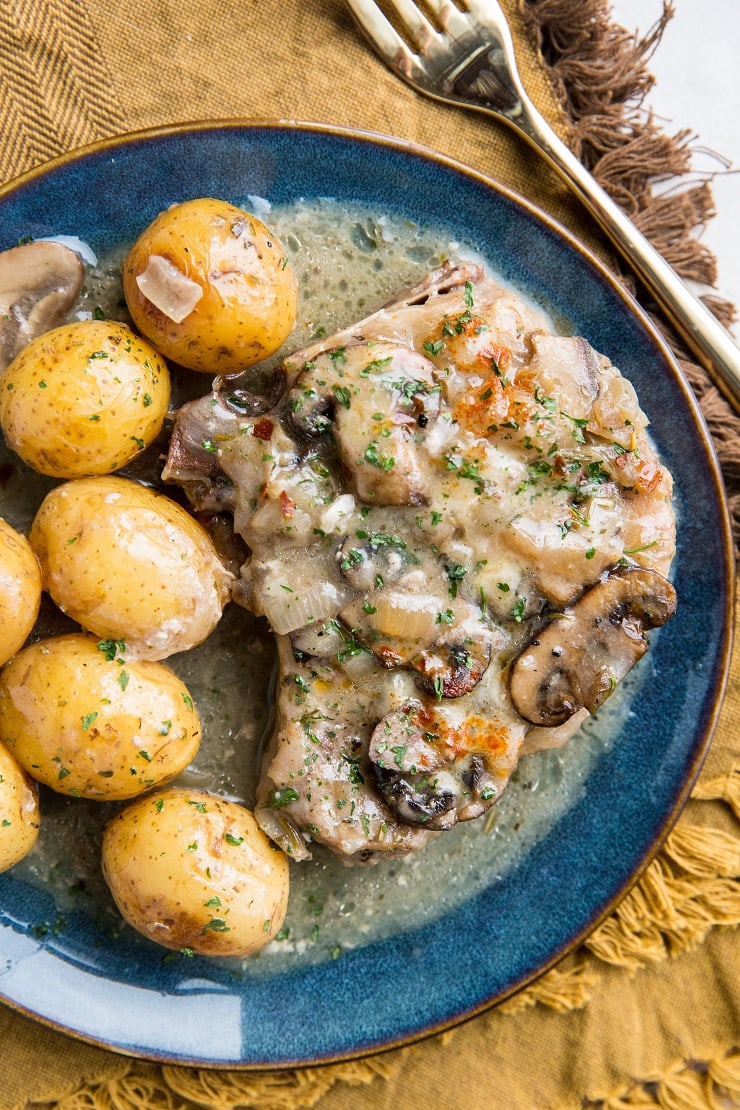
[0,741,40,872]
[0,517,41,666]
[101,788,290,956]
[0,634,201,801]
[29,475,233,660]
[0,320,170,478]
[122,197,297,374]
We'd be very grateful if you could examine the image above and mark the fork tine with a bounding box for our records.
[347,0,426,79]
[386,0,441,53]
[420,0,473,40]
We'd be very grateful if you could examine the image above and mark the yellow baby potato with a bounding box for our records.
[101,788,290,956]
[0,320,170,478]
[122,197,298,374]
[0,517,41,666]
[29,475,233,661]
[0,741,40,872]
[0,634,201,800]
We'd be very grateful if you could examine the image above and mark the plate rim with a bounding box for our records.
[0,117,734,1068]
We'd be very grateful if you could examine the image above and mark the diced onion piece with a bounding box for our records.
[39,235,97,266]
[135,255,203,323]
[369,592,439,639]
[261,580,345,636]
[320,494,356,534]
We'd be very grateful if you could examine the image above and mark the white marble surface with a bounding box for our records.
[610,0,740,331]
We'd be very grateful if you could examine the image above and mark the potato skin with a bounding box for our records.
[29,475,233,660]
[0,741,40,872]
[0,634,201,800]
[102,788,290,956]
[122,198,297,373]
[0,320,170,478]
[0,518,41,667]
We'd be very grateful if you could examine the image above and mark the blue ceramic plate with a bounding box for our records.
[0,122,733,1067]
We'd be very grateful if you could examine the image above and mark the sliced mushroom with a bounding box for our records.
[527,332,601,421]
[0,240,85,371]
[339,577,497,696]
[336,530,419,591]
[411,614,495,699]
[288,340,441,506]
[369,700,520,830]
[509,566,677,727]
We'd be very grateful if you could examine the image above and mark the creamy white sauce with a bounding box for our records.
[5,199,658,972]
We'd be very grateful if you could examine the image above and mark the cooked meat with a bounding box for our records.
[163,262,676,862]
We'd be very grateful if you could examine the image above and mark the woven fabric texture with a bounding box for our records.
[0,1,737,1107]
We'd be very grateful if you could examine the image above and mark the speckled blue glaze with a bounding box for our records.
[0,122,733,1067]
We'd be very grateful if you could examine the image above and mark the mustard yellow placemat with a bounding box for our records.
[0,2,737,1107]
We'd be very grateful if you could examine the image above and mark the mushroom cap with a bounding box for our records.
[0,240,85,371]
[509,566,678,728]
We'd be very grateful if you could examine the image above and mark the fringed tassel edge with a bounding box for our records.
[521,0,740,553]
[26,1056,390,1110]
[600,1049,740,1109]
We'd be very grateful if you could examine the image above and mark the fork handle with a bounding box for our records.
[506,93,740,412]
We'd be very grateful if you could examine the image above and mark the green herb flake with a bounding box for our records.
[511,597,527,623]
[97,638,125,662]
[363,441,395,471]
[201,918,231,933]
[333,384,352,409]
[270,786,300,808]
[444,562,467,598]
[623,540,658,555]
[422,339,445,357]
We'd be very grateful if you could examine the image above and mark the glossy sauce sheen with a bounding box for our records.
[7,199,673,971]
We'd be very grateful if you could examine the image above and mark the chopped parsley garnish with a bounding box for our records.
[202,918,231,933]
[444,562,467,598]
[422,339,445,357]
[511,597,527,623]
[97,638,125,662]
[332,384,352,408]
[269,786,300,808]
[363,441,395,471]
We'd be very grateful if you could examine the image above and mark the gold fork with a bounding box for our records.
[346,0,740,411]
